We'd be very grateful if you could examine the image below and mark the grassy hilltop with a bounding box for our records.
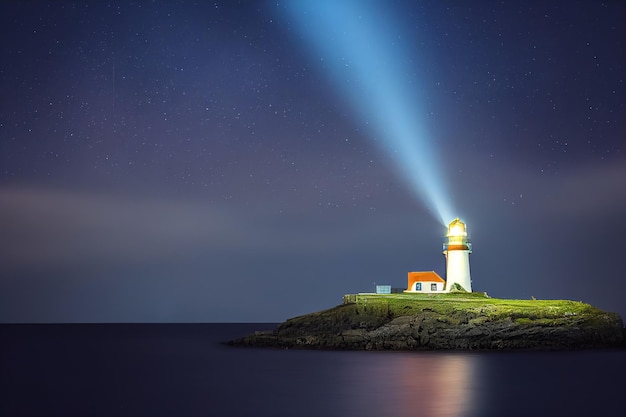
[230,293,625,350]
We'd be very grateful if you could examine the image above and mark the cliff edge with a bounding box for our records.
[228,293,624,350]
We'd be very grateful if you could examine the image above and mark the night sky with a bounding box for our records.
[1,1,624,323]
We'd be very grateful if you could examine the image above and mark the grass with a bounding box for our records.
[338,293,613,327]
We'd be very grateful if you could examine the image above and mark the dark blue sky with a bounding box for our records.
[1,1,624,322]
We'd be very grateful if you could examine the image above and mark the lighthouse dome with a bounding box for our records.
[447,218,467,237]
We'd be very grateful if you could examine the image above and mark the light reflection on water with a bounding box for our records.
[334,352,477,417]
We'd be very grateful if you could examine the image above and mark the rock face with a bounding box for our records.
[228,294,625,350]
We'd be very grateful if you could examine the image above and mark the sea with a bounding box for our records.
[1,323,624,417]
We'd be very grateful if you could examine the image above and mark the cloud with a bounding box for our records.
[0,186,436,270]
[538,160,626,217]
[448,153,626,220]
[0,187,251,268]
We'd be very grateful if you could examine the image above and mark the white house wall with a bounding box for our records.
[408,282,445,293]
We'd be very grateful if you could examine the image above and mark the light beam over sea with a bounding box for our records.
[278,1,454,225]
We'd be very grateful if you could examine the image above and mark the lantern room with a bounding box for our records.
[443,218,472,252]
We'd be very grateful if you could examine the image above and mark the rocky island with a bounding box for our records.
[228,293,625,350]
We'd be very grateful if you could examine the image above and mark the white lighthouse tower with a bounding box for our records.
[443,218,472,292]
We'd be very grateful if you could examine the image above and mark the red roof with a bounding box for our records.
[406,271,445,291]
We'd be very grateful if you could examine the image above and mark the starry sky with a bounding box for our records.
[1,1,624,323]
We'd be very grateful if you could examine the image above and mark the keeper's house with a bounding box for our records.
[405,271,446,293]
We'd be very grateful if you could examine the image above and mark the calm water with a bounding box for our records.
[1,323,624,417]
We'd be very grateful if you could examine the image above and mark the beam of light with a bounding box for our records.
[277,1,454,225]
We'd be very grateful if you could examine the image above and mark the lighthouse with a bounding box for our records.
[443,218,472,292]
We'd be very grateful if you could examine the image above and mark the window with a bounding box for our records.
[415,282,422,291]
[431,283,437,291]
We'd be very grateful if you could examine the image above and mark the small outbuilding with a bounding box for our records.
[404,271,445,293]
[375,285,392,294]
